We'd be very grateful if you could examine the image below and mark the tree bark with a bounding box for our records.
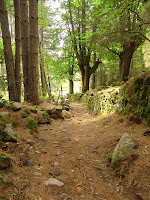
[14,0,21,102]
[39,26,48,97]
[0,0,17,101]
[20,0,30,101]
[28,0,39,105]
[69,65,74,94]
[119,43,135,82]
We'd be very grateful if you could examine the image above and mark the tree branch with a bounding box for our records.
[89,59,102,76]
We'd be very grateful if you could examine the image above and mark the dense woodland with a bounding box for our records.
[0,0,150,105]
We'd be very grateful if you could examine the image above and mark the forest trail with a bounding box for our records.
[1,102,149,200]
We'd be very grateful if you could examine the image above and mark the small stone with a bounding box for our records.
[61,137,71,142]
[53,162,60,167]
[56,151,61,156]
[60,193,72,200]
[44,178,64,187]
[34,172,42,176]
[49,170,61,177]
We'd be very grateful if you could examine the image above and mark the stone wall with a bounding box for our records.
[81,72,150,126]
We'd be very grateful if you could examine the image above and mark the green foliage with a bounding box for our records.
[9,119,16,128]
[0,122,6,129]
[23,109,30,115]
[0,153,11,168]
[71,93,81,101]
[39,107,45,111]
[27,117,38,133]
[21,112,28,118]
[30,107,37,113]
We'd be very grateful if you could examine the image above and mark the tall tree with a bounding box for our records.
[14,0,21,102]
[20,0,30,101]
[95,0,149,82]
[28,0,39,104]
[0,0,17,101]
[63,0,101,93]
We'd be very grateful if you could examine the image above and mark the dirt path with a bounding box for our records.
[1,102,149,200]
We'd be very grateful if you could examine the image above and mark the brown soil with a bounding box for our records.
[0,102,150,200]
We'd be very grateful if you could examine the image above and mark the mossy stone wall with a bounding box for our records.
[81,72,150,126]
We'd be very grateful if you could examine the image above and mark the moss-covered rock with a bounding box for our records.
[37,111,50,124]
[82,88,119,115]
[30,107,37,113]
[27,117,38,133]
[0,153,11,169]
[21,111,28,118]
[71,93,82,101]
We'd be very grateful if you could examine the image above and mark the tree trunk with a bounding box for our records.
[48,76,51,98]
[28,0,39,105]
[0,63,5,91]
[90,52,96,89]
[20,0,30,101]
[39,26,48,97]
[69,65,74,94]
[0,0,17,101]
[81,65,90,93]
[14,0,21,102]
[119,43,135,82]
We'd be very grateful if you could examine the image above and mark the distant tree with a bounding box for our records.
[62,0,101,93]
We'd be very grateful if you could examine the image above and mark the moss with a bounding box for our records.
[21,112,28,118]
[39,107,45,111]
[147,113,150,122]
[107,151,113,162]
[0,153,11,169]
[23,109,30,115]
[0,122,6,129]
[126,103,132,112]
[9,119,16,128]
[42,111,50,122]
[71,93,81,101]
[30,107,37,113]
[0,114,6,122]
[1,141,7,148]
[27,117,38,133]
[111,161,121,173]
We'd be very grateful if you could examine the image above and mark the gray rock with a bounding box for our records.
[43,178,64,187]
[10,102,22,111]
[37,110,50,124]
[111,132,135,168]
[3,127,17,143]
